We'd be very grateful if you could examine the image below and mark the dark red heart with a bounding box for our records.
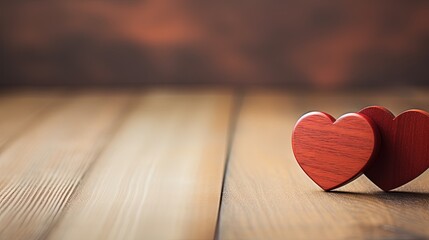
[292,112,379,191]
[359,106,429,191]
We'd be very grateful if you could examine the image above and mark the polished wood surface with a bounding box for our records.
[292,112,378,191]
[0,91,62,150]
[48,90,234,240]
[0,92,132,240]
[0,88,428,240]
[219,90,429,240]
[360,106,429,191]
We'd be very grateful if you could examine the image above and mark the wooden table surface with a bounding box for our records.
[0,88,428,240]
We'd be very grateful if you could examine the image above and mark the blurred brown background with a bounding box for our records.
[1,0,429,88]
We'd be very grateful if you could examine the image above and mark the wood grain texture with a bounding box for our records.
[0,91,62,150]
[0,91,133,240]
[1,88,429,240]
[47,90,234,240]
[359,107,429,191]
[218,90,429,240]
[292,112,378,191]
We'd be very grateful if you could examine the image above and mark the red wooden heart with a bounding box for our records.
[359,106,429,191]
[292,112,379,191]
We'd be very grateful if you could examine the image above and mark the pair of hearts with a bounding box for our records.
[292,106,429,191]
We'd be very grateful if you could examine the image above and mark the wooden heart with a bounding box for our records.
[359,106,429,191]
[292,112,379,191]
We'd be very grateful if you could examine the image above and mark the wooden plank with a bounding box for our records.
[0,91,133,240]
[0,91,62,150]
[47,89,234,240]
[218,90,429,240]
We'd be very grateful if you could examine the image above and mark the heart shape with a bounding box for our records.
[292,112,379,191]
[359,106,429,191]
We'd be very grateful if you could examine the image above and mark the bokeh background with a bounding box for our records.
[1,0,429,88]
